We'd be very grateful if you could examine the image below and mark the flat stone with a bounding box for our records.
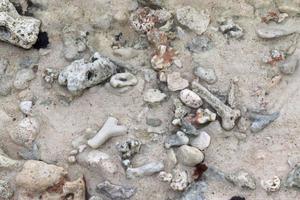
[167,72,189,91]
[110,72,138,88]
[176,145,204,166]
[97,180,136,200]
[226,169,256,190]
[176,6,210,35]
[286,164,300,188]
[144,89,166,103]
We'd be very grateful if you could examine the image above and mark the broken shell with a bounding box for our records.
[151,45,177,71]
[110,72,138,88]
[261,176,281,192]
[194,108,216,124]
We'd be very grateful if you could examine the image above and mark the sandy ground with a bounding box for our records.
[0,0,300,199]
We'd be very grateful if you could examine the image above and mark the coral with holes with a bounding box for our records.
[58,52,117,94]
[0,0,41,49]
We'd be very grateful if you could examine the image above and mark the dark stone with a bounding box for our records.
[33,32,49,49]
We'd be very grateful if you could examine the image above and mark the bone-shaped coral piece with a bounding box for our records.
[191,81,240,130]
[126,161,164,179]
[87,117,127,149]
[0,0,41,49]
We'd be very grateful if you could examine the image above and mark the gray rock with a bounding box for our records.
[249,111,279,133]
[190,131,211,150]
[62,25,87,61]
[0,75,13,96]
[58,52,117,94]
[0,0,41,49]
[18,143,40,160]
[143,89,166,103]
[0,58,8,75]
[110,72,138,88]
[116,139,141,159]
[177,145,204,167]
[279,55,299,75]
[180,181,207,200]
[285,164,300,188]
[219,18,244,39]
[97,180,136,200]
[0,180,13,200]
[13,68,35,90]
[164,131,189,149]
[126,161,164,179]
[146,117,162,127]
[194,66,217,84]
[176,6,210,35]
[181,118,199,136]
[226,169,256,190]
[186,35,213,53]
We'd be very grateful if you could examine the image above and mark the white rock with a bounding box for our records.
[176,145,204,166]
[144,89,166,103]
[170,169,189,191]
[180,89,202,108]
[158,171,173,182]
[0,0,41,49]
[19,101,33,115]
[176,6,210,35]
[58,52,117,94]
[110,72,138,88]
[190,131,211,150]
[167,72,189,91]
[10,117,40,147]
[261,176,281,192]
[194,108,217,124]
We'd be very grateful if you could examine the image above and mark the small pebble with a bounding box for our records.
[190,131,211,150]
[19,101,33,115]
[180,89,202,108]
[177,145,204,167]
[194,66,217,84]
[226,169,256,190]
[146,117,162,127]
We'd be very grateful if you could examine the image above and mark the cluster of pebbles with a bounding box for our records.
[0,0,300,199]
